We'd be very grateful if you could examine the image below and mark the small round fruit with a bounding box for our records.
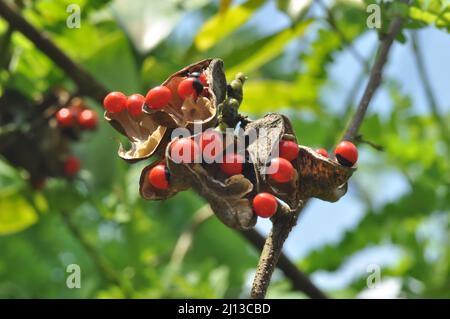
[177,77,203,99]
[126,94,145,117]
[268,157,294,183]
[253,193,278,218]
[316,148,329,158]
[55,108,74,127]
[279,140,299,162]
[170,138,201,164]
[145,86,172,110]
[148,164,170,190]
[220,153,244,176]
[64,156,81,177]
[335,141,358,167]
[103,91,127,113]
[190,72,208,87]
[200,130,223,162]
[78,109,98,129]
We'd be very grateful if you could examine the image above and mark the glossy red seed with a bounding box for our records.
[64,156,81,177]
[145,86,172,110]
[170,138,201,164]
[268,157,294,183]
[148,164,170,190]
[78,109,97,129]
[55,108,74,127]
[316,148,329,158]
[178,77,203,99]
[335,141,358,167]
[198,73,207,86]
[126,94,145,117]
[253,193,278,218]
[103,92,127,113]
[220,153,244,176]
[279,140,299,162]
[200,130,223,163]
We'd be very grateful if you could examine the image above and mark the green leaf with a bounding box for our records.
[0,191,38,236]
[194,0,265,51]
[226,19,312,76]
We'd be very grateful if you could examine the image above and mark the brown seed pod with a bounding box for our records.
[104,107,168,163]
[139,159,190,201]
[164,134,257,230]
[245,113,355,209]
[143,59,227,129]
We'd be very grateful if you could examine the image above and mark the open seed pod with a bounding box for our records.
[297,145,355,202]
[165,134,257,230]
[139,158,190,201]
[245,113,355,209]
[245,113,301,209]
[104,108,168,163]
[143,59,227,129]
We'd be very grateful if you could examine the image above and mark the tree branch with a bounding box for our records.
[343,1,410,141]
[251,1,410,299]
[0,0,108,103]
[240,227,327,299]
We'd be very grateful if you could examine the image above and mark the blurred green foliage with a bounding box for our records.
[0,0,449,298]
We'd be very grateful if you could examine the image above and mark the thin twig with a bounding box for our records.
[0,0,108,103]
[343,1,410,141]
[240,228,327,299]
[251,1,410,299]
[411,31,449,144]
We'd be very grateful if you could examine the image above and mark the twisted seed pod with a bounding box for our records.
[143,59,227,130]
[104,104,168,163]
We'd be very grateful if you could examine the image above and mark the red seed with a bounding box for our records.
[145,86,172,110]
[55,108,74,127]
[199,130,223,163]
[315,148,329,158]
[253,193,278,218]
[170,138,201,164]
[78,109,98,129]
[148,164,170,190]
[177,77,203,99]
[220,153,244,176]
[279,140,299,162]
[126,94,145,117]
[334,141,358,167]
[103,92,127,113]
[268,157,294,183]
[64,156,81,177]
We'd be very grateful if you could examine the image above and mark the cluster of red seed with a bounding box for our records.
[54,104,98,178]
[146,133,358,220]
[103,72,209,116]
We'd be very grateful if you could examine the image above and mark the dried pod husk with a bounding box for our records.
[143,59,227,130]
[139,159,190,201]
[104,109,168,163]
[245,113,355,208]
[245,113,302,209]
[297,145,355,202]
[165,134,257,230]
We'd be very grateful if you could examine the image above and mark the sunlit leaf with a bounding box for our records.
[194,0,265,51]
[226,19,312,76]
